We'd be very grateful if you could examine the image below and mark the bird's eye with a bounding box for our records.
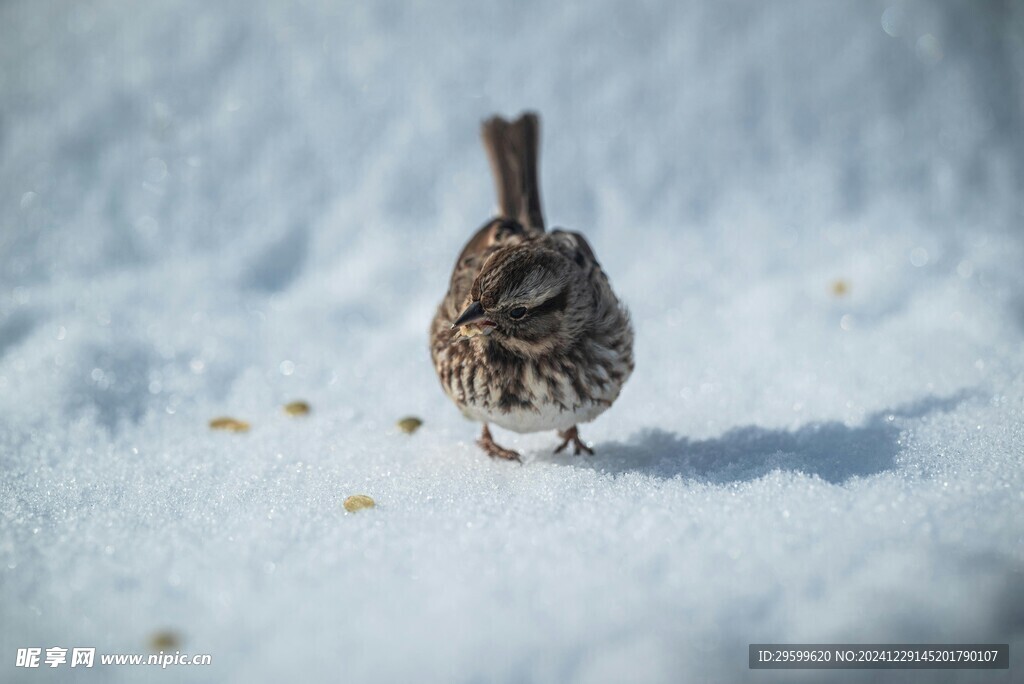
[508,306,528,320]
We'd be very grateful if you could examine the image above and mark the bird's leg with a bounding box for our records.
[477,424,521,462]
[554,425,594,456]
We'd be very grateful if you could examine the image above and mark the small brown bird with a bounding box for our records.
[430,112,634,461]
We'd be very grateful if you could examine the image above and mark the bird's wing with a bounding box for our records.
[548,229,602,274]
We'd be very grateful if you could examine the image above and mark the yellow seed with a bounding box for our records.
[283,400,311,416]
[396,416,423,434]
[344,494,375,512]
[209,417,250,432]
[148,630,181,651]
[831,279,850,297]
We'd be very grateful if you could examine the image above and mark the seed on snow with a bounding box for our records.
[283,400,311,416]
[148,630,181,651]
[344,495,376,512]
[396,416,423,434]
[209,417,250,432]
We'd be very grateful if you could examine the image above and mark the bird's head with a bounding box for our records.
[451,245,585,356]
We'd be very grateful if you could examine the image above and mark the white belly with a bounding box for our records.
[464,398,609,434]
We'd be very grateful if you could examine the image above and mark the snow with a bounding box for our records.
[2,0,1023,682]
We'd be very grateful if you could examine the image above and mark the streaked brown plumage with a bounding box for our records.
[430,112,634,461]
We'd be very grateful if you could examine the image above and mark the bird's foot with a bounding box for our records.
[478,425,521,463]
[554,426,594,456]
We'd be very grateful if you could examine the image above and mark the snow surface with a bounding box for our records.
[2,0,1023,682]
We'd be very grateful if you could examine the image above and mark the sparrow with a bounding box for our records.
[430,112,634,461]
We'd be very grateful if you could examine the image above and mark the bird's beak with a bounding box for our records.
[451,300,489,329]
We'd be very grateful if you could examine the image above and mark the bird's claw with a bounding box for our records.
[554,426,594,456]
[478,425,522,463]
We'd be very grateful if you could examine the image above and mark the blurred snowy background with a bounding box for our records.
[2,0,1023,682]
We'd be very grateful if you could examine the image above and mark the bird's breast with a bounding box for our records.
[440,337,627,434]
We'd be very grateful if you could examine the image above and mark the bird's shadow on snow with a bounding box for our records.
[557,392,973,484]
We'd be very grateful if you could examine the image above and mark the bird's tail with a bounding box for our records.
[481,112,545,232]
